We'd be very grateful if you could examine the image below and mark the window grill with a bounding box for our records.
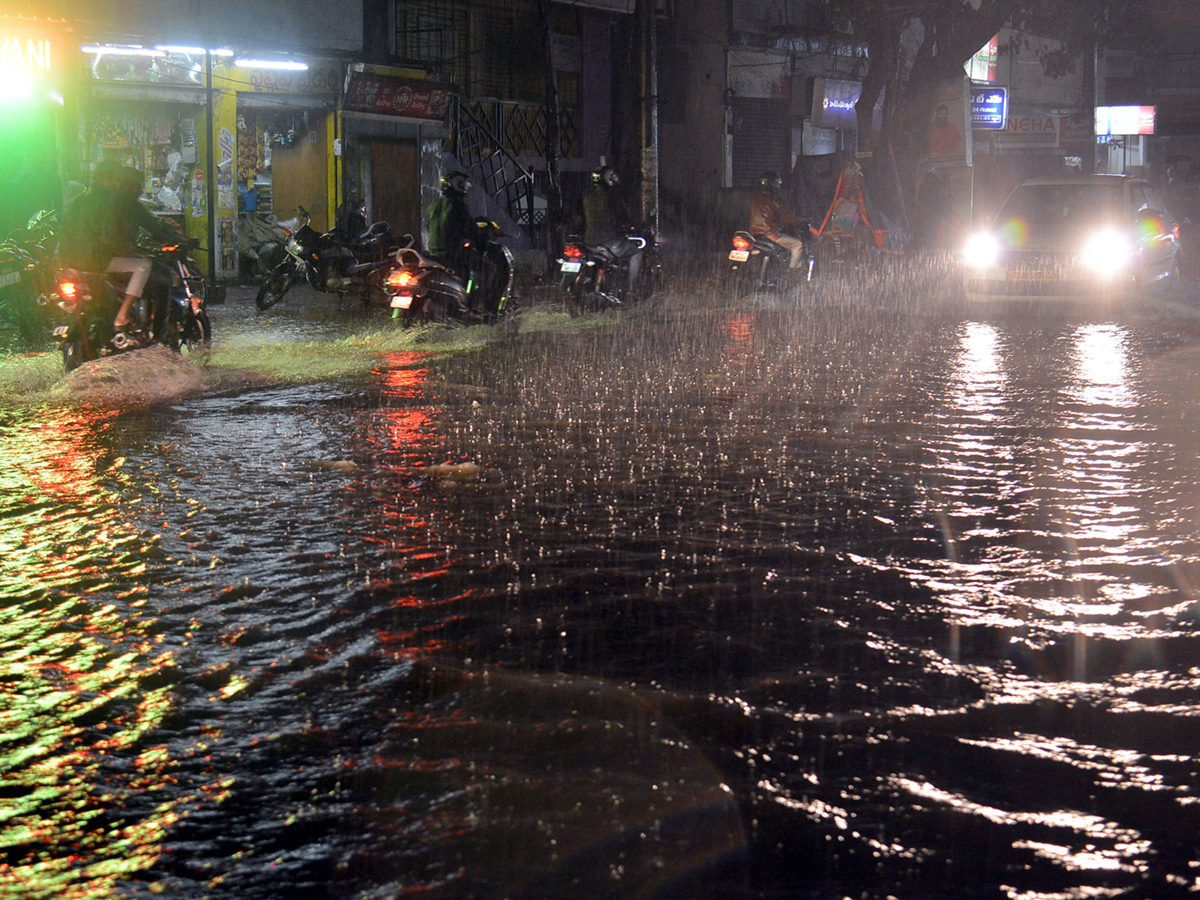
[395,0,469,88]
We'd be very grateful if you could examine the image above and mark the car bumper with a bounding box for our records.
[964,275,1134,301]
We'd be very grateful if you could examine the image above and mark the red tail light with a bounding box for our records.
[732,235,753,252]
[387,269,419,289]
[161,243,179,252]
[563,244,585,259]
[58,281,78,300]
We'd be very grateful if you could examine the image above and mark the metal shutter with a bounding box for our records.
[731,97,790,190]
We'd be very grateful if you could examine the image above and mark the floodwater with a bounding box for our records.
[3,267,1200,899]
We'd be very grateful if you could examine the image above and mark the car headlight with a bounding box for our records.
[963,232,1000,269]
[1080,229,1132,275]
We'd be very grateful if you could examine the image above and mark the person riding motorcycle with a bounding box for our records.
[748,171,811,271]
[583,165,642,289]
[110,166,179,329]
[57,161,177,338]
[427,170,507,315]
[427,171,476,276]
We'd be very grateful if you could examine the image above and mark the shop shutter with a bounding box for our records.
[731,97,790,189]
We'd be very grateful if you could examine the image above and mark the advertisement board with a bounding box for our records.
[810,78,861,130]
[1095,105,1155,136]
[970,87,1007,130]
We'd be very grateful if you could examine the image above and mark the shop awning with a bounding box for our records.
[343,71,453,122]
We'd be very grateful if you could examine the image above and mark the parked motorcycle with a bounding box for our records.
[382,218,514,325]
[557,226,663,313]
[255,204,398,310]
[53,237,212,372]
[0,209,58,346]
[727,227,816,289]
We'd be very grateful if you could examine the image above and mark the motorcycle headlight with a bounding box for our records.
[286,237,303,255]
[1080,229,1132,275]
[963,232,1001,269]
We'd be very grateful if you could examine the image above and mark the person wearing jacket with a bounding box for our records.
[57,161,176,334]
[748,171,810,269]
[427,171,476,275]
[583,166,643,290]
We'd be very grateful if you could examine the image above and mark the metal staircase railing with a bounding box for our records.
[451,97,577,250]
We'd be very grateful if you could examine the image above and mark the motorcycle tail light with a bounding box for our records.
[387,269,419,289]
[732,235,753,252]
[563,244,585,259]
[58,280,79,300]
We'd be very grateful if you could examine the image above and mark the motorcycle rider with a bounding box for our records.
[427,170,484,311]
[748,171,811,271]
[110,166,179,330]
[428,171,475,275]
[583,165,642,292]
[57,161,176,338]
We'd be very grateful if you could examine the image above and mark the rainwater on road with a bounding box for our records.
[3,265,1200,899]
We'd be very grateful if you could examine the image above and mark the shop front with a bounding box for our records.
[218,56,342,281]
[79,45,215,273]
[340,65,453,245]
[74,45,343,283]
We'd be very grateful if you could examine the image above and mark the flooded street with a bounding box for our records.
[3,268,1200,899]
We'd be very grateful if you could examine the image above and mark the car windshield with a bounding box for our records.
[998,184,1124,229]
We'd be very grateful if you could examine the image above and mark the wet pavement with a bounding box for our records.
[3,264,1200,898]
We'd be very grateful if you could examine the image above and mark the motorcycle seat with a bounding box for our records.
[358,221,391,242]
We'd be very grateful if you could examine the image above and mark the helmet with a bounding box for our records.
[592,166,619,188]
[441,171,470,196]
[761,171,783,191]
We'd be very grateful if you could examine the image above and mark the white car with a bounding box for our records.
[963,174,1181,301]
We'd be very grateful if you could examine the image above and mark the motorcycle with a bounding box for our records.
[255,204,398,311]
[728,227,816,289]
[0,209,58,346]
[53,237,212,372]
[557,226,663,313]
[382,218,514,325]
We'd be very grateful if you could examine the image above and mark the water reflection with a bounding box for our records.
[922,318,1165,639]
[0,407,180,898]
[2,291,1199,898]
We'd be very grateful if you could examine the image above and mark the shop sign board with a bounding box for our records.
[810,78,861,130]
[1,35,52,71]
[1,29,62,100]
[993,114,1059,148]
[987,112,1094,153]
[965,35,999,83]
[970,86,1007,130]
[1095,105,1155,136]
[343,72,453,121]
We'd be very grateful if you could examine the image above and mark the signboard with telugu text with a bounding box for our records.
[343,72,453,121]
[810,78,861,130]
[970,86,1007,130]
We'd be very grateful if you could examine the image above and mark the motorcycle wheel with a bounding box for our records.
[170,309,212,356]
[61,335,85,373]
[256,264,296,310]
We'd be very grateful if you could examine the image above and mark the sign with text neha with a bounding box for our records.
[343,72,453,121]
